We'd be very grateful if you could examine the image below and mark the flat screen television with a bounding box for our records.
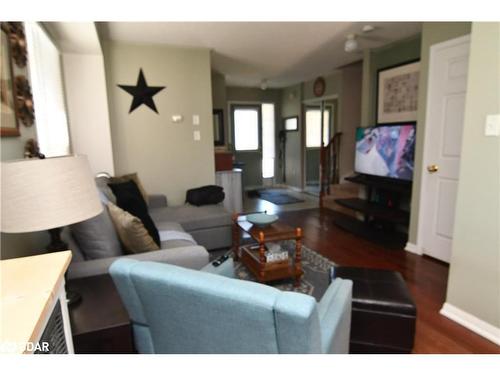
[354,124,416,181]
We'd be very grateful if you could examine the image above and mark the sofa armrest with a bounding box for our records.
[148,194,168,209]
[67,245,209,280]
[317,278,353,354]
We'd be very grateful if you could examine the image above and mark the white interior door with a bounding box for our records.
[420,35,470,263]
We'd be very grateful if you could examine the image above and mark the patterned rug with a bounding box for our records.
[212,245,335,301]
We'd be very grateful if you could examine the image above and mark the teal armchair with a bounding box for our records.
[109,258,352,354]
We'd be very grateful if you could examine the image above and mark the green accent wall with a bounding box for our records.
[408,22,472,244]
[280,84,303,189]
[445,22,500,330]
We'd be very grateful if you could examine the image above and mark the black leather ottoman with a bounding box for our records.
[330,266,417,354]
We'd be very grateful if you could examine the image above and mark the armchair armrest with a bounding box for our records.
[67,245,209,280]
[148,194,168,209]
[200,257,235,278]
[317,278,353,354]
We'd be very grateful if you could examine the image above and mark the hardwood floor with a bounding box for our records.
[277,208,500,354]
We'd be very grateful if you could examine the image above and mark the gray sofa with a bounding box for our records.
[66,178,232,280]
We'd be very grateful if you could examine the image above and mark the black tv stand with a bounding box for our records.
[332,174,412,249]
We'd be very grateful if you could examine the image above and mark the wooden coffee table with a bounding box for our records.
[232,213,303,286]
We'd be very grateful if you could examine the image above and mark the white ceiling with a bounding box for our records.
[98,22,422,88]
[45,22,102,54]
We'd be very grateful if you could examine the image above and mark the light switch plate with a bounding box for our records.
[193,130,201,141]
[485,114,500,136]
[193,115,200,125]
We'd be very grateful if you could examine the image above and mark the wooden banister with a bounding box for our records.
[320,132,342,208]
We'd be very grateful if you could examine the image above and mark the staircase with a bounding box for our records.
[319,132,342,208]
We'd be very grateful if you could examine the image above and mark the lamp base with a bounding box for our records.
[66,290,82,306]
[46,227,69,252]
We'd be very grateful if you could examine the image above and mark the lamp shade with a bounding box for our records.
[1,155,102,233]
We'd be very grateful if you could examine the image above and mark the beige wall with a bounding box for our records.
[445,22,500,331]
[408,22,472,244]
[62,53,115,175]
[103,41,215,205]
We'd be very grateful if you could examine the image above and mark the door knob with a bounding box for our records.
[427,164,439,173]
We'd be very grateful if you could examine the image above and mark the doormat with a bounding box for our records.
[254,189,305,205]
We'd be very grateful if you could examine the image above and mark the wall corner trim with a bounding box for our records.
[405,242,423,255]
[440,302,500,346]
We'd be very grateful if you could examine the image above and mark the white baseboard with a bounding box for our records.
[440,302,500,346]
[405,242,423,255]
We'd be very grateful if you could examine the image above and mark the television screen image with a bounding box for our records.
[355,124,416,181]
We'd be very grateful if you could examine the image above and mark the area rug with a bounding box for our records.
[211,245,335,301]
[256,189,305,205]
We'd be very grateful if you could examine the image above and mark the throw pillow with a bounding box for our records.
[70,203,123,260]
[107,202,160,254]
[109,172,148,203]
[108,180,161,247]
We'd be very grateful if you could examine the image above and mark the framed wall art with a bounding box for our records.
[376,60,420,124]
[1,23,20,137]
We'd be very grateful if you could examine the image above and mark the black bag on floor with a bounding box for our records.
[186,185,225,206]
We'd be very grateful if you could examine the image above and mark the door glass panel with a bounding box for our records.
[306,108,330,148]
[261,103,275,178]
[234,108,259,151]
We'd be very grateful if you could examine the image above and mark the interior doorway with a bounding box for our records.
[417,35,470,263]
[230,103,276,189]
[303,98,337,196]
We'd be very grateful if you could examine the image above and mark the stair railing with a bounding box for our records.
[319,132,342,208]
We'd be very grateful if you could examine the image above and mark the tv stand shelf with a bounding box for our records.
[331,174,411,249]
[345,175,411,193]
[334,198,409,224]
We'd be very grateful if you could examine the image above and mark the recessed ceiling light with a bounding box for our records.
[260,79,268,90]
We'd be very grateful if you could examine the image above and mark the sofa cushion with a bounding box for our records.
[109,180,161,247]
[70,204,123,260]
[149,204,231,232]
[107,202,160,254]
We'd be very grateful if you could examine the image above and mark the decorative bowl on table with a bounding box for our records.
[246,213,279,227]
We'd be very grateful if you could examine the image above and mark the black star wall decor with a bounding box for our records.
[118,69,166,114]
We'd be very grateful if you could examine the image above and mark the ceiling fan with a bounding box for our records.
[344,25,391,53]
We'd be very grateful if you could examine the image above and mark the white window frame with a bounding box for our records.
[25,22,70,158]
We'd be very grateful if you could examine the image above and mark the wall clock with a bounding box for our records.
[313,77,326,97]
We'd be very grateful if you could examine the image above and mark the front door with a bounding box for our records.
[420,35,470,263]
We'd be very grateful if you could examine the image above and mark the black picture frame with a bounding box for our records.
[283,116,299,132]
[376,59,420,125]
[212,109,225,146]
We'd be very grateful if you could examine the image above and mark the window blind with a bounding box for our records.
[25,22,70,157]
